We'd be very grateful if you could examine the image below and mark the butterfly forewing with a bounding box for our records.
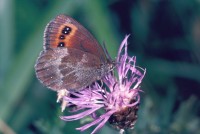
[44,14,107,62]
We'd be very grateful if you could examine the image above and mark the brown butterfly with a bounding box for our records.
[35,14,114,92]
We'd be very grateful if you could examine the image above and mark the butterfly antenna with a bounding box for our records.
[102,41,112,62]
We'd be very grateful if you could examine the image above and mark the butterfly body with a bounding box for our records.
[35,14,114,91]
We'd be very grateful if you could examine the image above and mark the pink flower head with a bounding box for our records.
[60,35,146,134]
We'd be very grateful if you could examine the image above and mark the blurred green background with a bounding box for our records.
[0,0,200,134]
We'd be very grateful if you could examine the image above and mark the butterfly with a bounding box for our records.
[35,14,114,92]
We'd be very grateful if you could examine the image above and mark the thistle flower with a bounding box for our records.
[60,35,146,134]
